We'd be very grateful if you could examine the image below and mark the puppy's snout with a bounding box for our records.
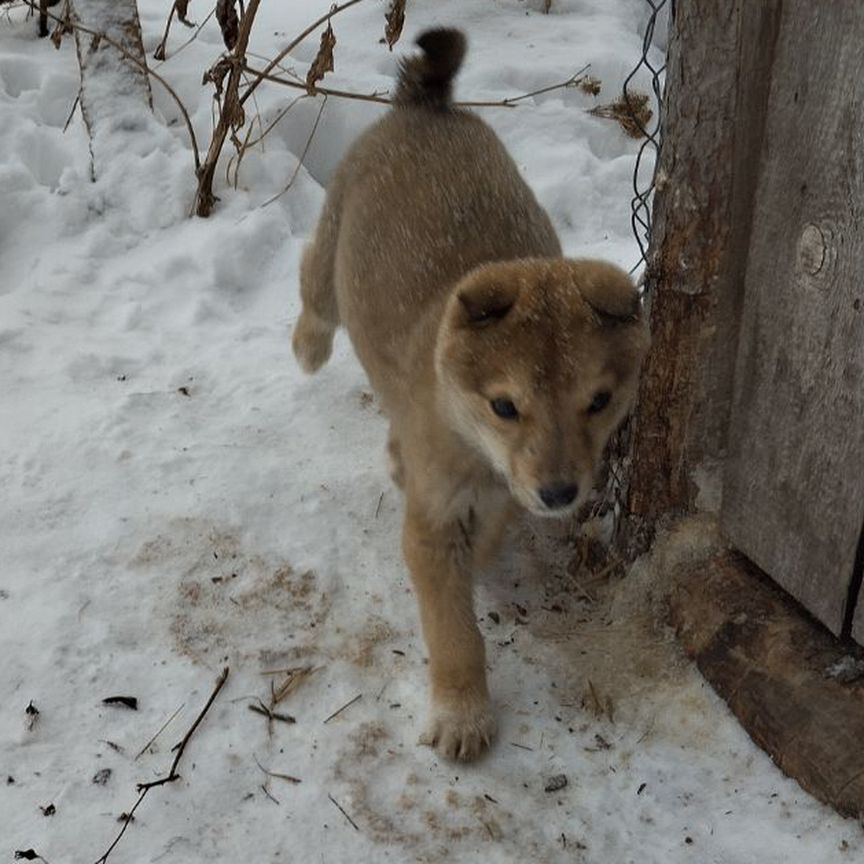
[538,482,579,510]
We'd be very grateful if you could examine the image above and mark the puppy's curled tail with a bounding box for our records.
[394,28,467,110]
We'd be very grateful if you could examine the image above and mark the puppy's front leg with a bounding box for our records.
[403,503,496,762]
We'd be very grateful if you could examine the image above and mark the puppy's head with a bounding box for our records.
[435,258,649,517]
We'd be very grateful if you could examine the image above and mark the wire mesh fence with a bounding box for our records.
[624,0,671,278]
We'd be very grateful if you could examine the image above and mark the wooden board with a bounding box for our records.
[71,0,152,176]
[721,0,864,636]
[669,552,864,818]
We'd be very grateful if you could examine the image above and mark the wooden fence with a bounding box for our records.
[623,0,864,645]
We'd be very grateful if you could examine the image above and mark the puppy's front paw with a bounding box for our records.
[420,694,497,762]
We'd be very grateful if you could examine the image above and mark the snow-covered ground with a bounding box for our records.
[1,1,861,861]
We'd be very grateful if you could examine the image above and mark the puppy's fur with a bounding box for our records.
[293,29,649,761]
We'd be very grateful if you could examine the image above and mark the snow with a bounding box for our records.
[1,1,861,862]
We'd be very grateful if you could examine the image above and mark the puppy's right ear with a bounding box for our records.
[577,261,642,324]
[456,278,519,327]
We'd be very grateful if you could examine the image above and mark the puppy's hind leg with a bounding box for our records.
[293,212,340,374]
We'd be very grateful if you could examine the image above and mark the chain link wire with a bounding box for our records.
[624,0,672,278]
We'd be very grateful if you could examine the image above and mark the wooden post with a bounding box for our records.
[619,1,783,555]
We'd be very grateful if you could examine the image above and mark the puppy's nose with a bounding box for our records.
[538,482,579,510]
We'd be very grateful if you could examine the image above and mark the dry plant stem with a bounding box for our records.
[226,69,265,188]
[226,116,256,188]
[153,2,176,60]
[239,0,367,108]
[328,793,360,831]
[244,92,309,150]
[62,94,80,133]
[23,0,201,173]
[260,784,280,804]
[321,691,362,724]
[93,668,229,864]
[244,65,390,104]
[262,94,328,207]
[155,7,216,66]
[248,702,295,724]
[246,49,301,81]
[271,665,318,703]
[242,63,592,110]
[254,755,301,784]
[138,666,230,792]
[194,0,261,216]
[133,702,185,761]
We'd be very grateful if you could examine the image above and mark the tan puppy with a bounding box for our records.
[293,29,649,761]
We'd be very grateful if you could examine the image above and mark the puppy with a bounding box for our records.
[293,28,649,761]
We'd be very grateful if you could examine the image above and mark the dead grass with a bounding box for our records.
[589,91,653,138]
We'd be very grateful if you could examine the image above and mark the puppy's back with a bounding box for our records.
[323,31,561,387]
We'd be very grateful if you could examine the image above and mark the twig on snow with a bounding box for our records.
[260,784,280,805]
[328,793,360,831]
[134,703,185,761]
[92,668,229,864]
[253,755,301,784]
[271,665,319,704]
[322,692,362,724]
[248,701,296,725]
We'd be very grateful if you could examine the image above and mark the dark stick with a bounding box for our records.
[248,702,296,724]
[328,793,360,831]
[260,784,280,805]
[254,755,302,784]
[93,668,229,864]
[152,0,176,61]
[138,666,229,790]
[322,693,362,724]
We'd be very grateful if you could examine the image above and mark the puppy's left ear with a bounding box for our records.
[455,270,521,327]
[577,261,642,323]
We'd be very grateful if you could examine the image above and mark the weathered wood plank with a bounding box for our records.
[622,0,782,549]
[721,0,864,635]
[670,552,864,818]
[70,0,152,176]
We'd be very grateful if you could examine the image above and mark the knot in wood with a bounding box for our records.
[797,224,826,276]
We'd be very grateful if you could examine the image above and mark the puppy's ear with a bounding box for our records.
[456,278,520,327]
[577,261,642,324]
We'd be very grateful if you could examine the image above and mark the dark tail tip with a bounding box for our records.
[394,28,467,109]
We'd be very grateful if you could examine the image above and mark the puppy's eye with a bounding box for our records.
[588,391,611,414]
[490,398,519,420]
